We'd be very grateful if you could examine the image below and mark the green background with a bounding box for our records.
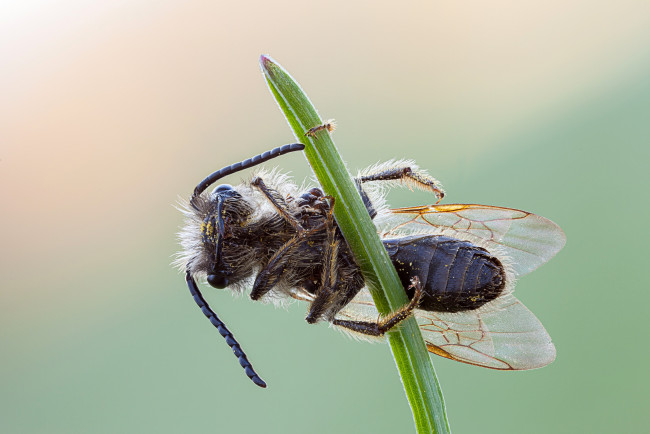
[2,1,649,433]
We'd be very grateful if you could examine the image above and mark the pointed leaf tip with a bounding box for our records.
[259,55,275,73]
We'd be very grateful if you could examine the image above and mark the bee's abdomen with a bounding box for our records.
[384,235,506,312]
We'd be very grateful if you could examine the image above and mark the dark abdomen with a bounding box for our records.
[383,235,506,312]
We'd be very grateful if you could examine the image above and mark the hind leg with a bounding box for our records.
[332,277,424,336]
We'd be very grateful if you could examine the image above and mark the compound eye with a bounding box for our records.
[207,273,229,289]
[308,188,323,197]
[214,184,233,193]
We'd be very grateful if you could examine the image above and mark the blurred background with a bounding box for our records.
[2,1,649,433]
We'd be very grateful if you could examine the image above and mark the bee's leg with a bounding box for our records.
[250,223,325,300]
[305,202,341,323]
[356,163,444,203]
[250,235,305,301]
[331,277,424,336]
[251,176,305,232]
[354,179,378,219]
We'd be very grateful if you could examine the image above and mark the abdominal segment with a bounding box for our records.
[383,235,506,312]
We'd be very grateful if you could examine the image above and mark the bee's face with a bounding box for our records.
[199,213,229,289]
[202,184,251,289]
[178,143,306,388]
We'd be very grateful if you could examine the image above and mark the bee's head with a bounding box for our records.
[178,144,305,388]
[200,184,245,289]
[178,181,255,287]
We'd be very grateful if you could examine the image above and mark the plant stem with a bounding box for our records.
[260,55,451,434]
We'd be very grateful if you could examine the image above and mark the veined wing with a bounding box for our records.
[385,204,566,276]
[337,288,555,370]
[417,295,555,370]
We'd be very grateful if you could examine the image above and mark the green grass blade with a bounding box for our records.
[260,55,451,434]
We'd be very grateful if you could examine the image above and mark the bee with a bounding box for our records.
[176,143,565,387]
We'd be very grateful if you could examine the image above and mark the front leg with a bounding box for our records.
[251,176,305,232]
[250,221,328,301]
[250,235,304,301]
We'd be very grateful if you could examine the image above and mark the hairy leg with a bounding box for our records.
[332,277,424,336]
[251,176,305,232]
[305,198,340,323]
[357,163,444,203]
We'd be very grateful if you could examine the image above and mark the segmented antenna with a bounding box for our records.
[186,143,305,387]
[186,270,267,388]
[192,143,305,205]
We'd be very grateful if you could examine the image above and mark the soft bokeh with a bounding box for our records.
[2,1,649,433]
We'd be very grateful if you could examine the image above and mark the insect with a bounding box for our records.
[176,142,565,387]
[305,118,336,137]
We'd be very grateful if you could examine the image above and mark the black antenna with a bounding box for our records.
[192,143,305,205]
[186,143,305,387]
[186,269,267,388]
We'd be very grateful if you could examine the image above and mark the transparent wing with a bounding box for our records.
[337,288,555,370]
[417,296,555,370]
[384,204,566,276]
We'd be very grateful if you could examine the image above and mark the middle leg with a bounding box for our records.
[305,197,341,323]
